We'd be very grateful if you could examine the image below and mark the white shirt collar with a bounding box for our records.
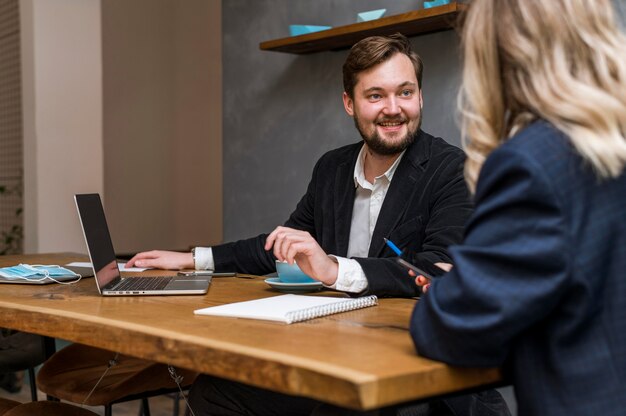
[353,144,406,188]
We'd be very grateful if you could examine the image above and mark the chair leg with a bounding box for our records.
[141,397,151,416]
[172,393,180,416]
[27,367,38,401]
[105,404,113,416]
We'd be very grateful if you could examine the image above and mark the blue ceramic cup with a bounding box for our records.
[275,261,316,283]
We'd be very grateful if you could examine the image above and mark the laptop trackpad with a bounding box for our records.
[167,279,210,290]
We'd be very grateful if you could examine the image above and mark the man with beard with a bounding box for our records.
[127,33,472,300]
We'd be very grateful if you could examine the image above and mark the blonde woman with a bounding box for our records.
[411,0,626,415]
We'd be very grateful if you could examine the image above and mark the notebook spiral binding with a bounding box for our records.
[285,295,378,324]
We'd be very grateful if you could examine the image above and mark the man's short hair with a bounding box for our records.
[342,33,424,98]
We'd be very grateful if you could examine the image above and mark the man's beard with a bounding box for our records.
[354,114,421,156]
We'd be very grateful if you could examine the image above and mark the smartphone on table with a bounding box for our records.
[177,271,236,277]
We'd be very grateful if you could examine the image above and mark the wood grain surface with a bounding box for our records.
[0,253,501,410]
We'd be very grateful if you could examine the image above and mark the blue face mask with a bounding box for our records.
[0,264,80,281]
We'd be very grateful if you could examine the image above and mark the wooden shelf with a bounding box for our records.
[260,3,465,54]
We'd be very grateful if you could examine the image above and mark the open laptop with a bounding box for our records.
[74,193,210,296]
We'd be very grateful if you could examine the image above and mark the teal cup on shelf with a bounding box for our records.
[424,0,450,8]
[289,25,332,37]
[357,9,387,22]
[275,260,316,283]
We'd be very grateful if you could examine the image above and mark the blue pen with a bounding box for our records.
[385,237,438,280]
[384,238,403,256]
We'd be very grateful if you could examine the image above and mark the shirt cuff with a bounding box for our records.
[327,255,369,293]
[194,247,214,270]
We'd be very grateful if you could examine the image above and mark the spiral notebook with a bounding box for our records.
[194,294,378,324]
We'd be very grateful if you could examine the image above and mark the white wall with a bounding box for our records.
[21,0,103,253]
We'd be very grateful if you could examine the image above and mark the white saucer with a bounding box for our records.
[264,277,323,293]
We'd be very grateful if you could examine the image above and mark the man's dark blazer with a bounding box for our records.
[411,121,626,415]
[212,130,473,297]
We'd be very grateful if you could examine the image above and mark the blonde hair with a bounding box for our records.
[459,0,626,192]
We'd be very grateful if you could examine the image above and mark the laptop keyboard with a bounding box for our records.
[113,276,174,291]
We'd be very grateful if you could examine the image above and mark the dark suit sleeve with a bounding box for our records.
[410,146,569,367]
[211,234,273,275]
[211,157,321,275]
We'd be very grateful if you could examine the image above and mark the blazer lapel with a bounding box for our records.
[334,157,358,257]
[368,136,426,257]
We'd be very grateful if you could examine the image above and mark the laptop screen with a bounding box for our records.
[75,194,122,290]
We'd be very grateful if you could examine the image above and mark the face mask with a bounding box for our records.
[0,264,80,280]
[0,265,38,278]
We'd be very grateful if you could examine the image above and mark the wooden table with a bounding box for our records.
[0,253,502,411]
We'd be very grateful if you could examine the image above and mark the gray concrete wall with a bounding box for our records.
[222,0,626,242]
[617,0,626,23]
[222,0,461,241]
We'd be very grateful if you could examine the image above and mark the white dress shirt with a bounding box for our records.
[195,144,405,293]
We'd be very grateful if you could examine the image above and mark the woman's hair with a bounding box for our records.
[459,0,626,192]
[343,33,423,99]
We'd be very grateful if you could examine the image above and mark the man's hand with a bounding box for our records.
[411,262,452,293]
[125,250,194,270]
[265,226,338,285]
